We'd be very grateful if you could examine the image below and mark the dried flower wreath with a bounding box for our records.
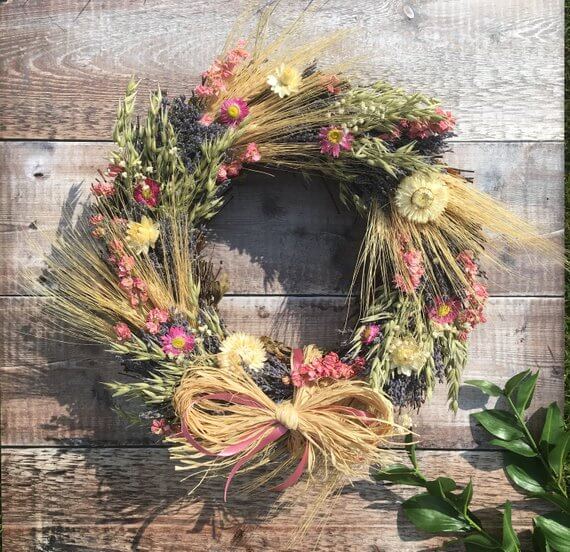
[36,4,560,511]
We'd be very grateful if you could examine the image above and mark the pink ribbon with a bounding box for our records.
[179,390,309,500]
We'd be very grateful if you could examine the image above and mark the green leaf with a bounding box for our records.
[502,502,521,552]
[405,432,418,469]
[374,464,426,487]
[402,493,471,533]
[505,454,548,494]
[454,479,474,516]
[540,403,564,449]
[511,371,539,413]
[548,432,570,477]
[425,477,457,499]
[489,438,537,457]
[532,524,551,552]
[534,512,570,551]
[463,533,502,550]
[473,409,524,441]
[504,370,531,396]
[464,379,503,397]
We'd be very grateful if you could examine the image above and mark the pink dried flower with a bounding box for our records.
[107,164,124,178]
[161,326,195,356]
[199,113,215,126]
[323,74,342,95]
[219,98,249,126]
[428,297,460,325]
[457,250,479,277]
[216,164,228,183]
[114,322,132,342]
[89,214,104,225]
[91,181,115,197]
[91,226,106,239]
[319,126,354,158]
[145,308,169,334]
[242,142,261,163]
[291,352,364,387]
[195,85,216,98]
[116,255,135,278]
[134,178,160,208]
[226,161,242,178]
[394,248,425,293]
[361,324,381,345]
[457,331,469,342]
[151,418,173,436]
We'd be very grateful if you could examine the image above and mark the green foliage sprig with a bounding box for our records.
[375,370,570,551]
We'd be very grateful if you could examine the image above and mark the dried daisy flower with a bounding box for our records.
[267,64,302,98]
[219,333,267,372]
[126,216,160,255]
[219,97,249,126]
[394,172,449,224]
[389,336,427,377]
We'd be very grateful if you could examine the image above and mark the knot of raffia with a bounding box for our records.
[171,353,396,501]
[274,401,299,431]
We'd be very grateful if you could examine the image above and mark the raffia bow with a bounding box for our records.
[171,350,396,499]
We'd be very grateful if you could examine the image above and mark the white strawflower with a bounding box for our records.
[389,336,427,376]
[267,64,302,98]
[219,333,267,372]
[394,172,449,224]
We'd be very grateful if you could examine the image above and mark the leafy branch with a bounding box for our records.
[375,370,570,551]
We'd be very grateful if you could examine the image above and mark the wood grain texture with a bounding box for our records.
[0,141,563,296]
[0,0,564,140]
[1,448,552,552]
[1,296,563,447]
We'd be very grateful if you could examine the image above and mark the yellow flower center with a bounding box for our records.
[327,129,344,144]
[171,336,186,349]
[437,304,452,317]
[280,67,298,85]
[411,187,434,209]
[227,104,241,119]
[141,184,152,199]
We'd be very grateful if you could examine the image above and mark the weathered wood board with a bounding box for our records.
[1,448,554,552]
[0,0,564,550]
[0,0,564,140]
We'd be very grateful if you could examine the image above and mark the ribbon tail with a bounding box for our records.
[224,424,288,502]
[270,442,309,492]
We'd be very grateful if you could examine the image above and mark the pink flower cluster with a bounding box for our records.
[291,352,365,388]
[394,248,425,293]
[455,250,489,340]
[401,107,456,140]
[113,322,132,342]
[91,163,124,197]
[151,418,178,436]
[195,40,249,98]
[216,142,261,183]
[145,308,169,334]
[119,276,148,308]
[380,108,456,142]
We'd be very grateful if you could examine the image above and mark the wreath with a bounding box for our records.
[37,5,560,517]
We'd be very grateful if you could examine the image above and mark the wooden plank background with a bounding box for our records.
[0,0,564,550]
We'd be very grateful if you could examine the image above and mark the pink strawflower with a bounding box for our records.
[219,98,249,126]
[114,322,132,342]
[151,418,173,436]
[319,126,354,158]
[428,297,460,325]
[161,326,195,356]
[242,142,261,163]
[361,324,381,345]
[91,181,115,197]
[89,214,104,225]
[145,308,169,334]
[134,178,160,208]
[291,352,364,387]
[199,113,215,126]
